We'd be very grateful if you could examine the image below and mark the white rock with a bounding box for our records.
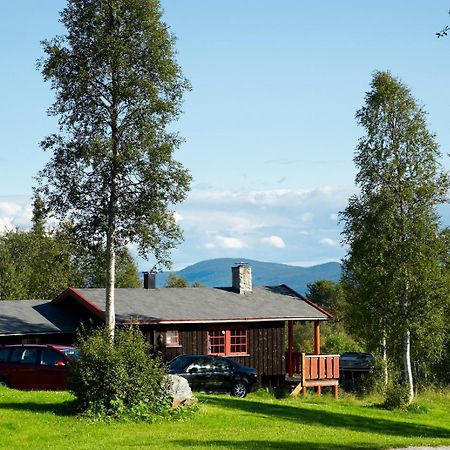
[163,374,196,408]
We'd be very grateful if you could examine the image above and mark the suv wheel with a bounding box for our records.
[0,378,9,388]
[232,381,248,398]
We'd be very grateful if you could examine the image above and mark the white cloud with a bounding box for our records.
[319,238,338,247]
[329,213,338,221]
[261,235,286,248]
[187,185,355,208]
[0,198,33,232]
[216,236,245,249]
[204,242,216,249]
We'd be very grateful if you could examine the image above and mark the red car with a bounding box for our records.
[0,344,78,390]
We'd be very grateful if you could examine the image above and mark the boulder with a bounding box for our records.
[163,374,196,408]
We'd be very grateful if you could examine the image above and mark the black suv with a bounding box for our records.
[167,355,257,398]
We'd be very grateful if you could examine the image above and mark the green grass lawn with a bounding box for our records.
[0,387,449,450]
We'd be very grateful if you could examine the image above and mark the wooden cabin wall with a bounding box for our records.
[144,321,286,380]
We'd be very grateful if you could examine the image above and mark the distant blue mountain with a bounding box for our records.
[154,258,342,294]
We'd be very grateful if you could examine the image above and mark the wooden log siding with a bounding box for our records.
[152,321,286,378]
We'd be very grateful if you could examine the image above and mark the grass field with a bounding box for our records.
[0,387,449,449]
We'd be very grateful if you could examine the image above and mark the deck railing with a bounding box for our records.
[285,352,340,397]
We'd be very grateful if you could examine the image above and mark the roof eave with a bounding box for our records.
[117,316,329,325]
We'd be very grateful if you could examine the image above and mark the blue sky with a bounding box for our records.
[1,1,450,270]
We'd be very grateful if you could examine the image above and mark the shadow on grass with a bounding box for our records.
[173,440,377,449]
[0,399,77,417]
[201,396,450,440]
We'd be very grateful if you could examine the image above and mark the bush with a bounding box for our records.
[361,355,390,396]
[383,383,411,410]
[70,326,171,420]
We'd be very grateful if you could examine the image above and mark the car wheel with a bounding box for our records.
[232,381,248,398]
[0,378,9,388]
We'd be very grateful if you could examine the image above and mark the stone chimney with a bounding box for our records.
[143,271,156,289]
[231,263,252,294]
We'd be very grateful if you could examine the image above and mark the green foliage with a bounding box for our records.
[292,321,362,355]
[0,227,79,300]
[165,273,189,288]
[361,355,391,396]
[340,71,450,392]
[72,242,142,289]
[383,383,411,410]
[306,279,345,318]
[36,0,191,266]
[322,329,363,355]
[0,204,142,300]
[71,326,170,420]
[37,0,191,334]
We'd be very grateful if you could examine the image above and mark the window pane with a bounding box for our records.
[10,348,38,365]
[165,330,179,346]
[0,349,10,363]
[40,349,64,366]
[208,330,225,354]
[212,357,231,372]
[230,329,247,354]
[188,358,213,373]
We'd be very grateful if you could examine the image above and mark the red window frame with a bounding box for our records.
[165,330,180,347]
[207,329,248,356]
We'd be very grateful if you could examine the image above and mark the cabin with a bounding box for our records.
[0,264,340,395]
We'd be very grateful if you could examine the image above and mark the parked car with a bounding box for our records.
[340,352,374,371]
[167,355,257,398]
[339,352,374,392]
[0,344,78,390]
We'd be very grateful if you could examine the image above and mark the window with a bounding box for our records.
[230,329,247,354]
[40,349,64,366]
[186,357,212,373]
[208,329,248,356]
[0,349,10,363]
[10,348,38,365]
[208,330,225,354]
[165,330,180,347]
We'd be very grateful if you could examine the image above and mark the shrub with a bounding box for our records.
[361,355,390,396]
[383,383,411,410]
[70,326,171,420]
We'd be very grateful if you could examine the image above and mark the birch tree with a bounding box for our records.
[341,71,449,402]
[36,0,191,337]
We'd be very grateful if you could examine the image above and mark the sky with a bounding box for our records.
[1,1,450,270]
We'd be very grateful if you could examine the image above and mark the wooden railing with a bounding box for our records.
[285,352,340,397]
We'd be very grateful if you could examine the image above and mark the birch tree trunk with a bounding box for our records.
[105,225,116,339]
[381,333,389,387]
[403,327,414,403]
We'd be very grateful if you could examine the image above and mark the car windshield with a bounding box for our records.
[59,348,79,362]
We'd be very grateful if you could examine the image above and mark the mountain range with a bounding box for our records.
[153,258,342,294]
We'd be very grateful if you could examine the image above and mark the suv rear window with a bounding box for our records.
[10,348,38,364]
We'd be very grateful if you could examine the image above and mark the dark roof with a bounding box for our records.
[0,300,82,336]
[55,285,330,324]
